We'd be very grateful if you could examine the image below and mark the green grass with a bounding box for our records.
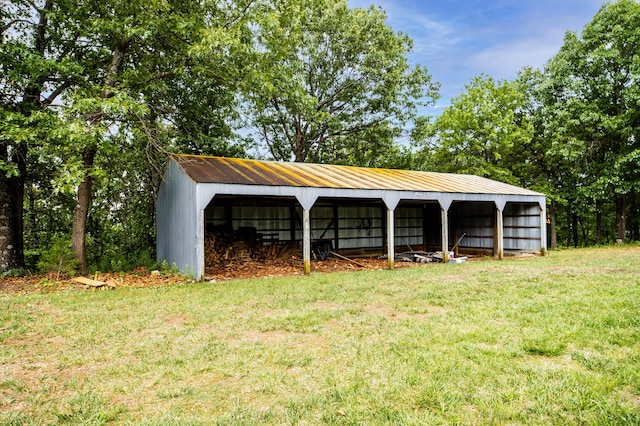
[1,246,639,425]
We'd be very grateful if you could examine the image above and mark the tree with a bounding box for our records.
[415,74,533,185]
[60,0,257,273]
[1,0,88,271]
[1,0,257,274]
[244,0,438,164]
[543,0,640,242]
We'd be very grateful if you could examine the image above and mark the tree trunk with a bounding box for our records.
[572,211,578,248]
[615,193,627,242]
[70,42,128,273]
[631,191,639,241]
[595,201,602,245]
[549,200,557,249]
[71,147,97,274]
[0,144,26,271]
[0,0,55,272]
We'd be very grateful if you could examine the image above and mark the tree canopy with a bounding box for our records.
[415,74,533,185]
[541,0,640,242]
[243,0,439,164]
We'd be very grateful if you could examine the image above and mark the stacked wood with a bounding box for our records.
[205,230,303,272]
[232,241,251,261]
[204,229,234,269]
[245,241,300,261]
[262,241,301,260]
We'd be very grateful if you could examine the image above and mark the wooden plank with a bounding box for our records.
[72,276,106,287]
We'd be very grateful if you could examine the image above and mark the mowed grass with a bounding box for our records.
[1,247,639,425]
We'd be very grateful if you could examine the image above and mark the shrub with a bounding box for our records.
[37,235,79,276]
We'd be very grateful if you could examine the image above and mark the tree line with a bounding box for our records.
[1,0,638,275]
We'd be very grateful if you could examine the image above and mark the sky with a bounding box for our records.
[348,0,608,115]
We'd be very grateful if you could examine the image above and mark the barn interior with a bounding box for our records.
[203,195,542,273]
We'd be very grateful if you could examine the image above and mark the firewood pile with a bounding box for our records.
[205,228,302,272]
[204,229,235,269]
[254,241,301,261]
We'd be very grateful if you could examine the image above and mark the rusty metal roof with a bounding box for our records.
[172,154,542,196]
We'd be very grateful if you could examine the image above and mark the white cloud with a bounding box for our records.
[348,0,460,55]
[347,0,607,113]
[467,37,561,79]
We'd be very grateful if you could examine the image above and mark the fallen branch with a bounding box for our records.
[329,251,367,268]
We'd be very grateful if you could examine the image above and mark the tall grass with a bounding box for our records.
[1,246,639,425]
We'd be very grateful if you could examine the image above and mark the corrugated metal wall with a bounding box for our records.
[335,206,384,249]
[452,201,496,250]
[394,206,423,248]
[205,199,389,251]
[207,203,301,242]
[450,201,541,251]
[156,161,200,276]
[504,202,541,250]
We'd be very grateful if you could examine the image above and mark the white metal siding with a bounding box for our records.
[504,203,541,250]
[156,161,200,277]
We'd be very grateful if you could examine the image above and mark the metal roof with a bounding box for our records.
[172,154,542,196]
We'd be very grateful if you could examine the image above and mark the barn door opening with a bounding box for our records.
[203,195,302,276]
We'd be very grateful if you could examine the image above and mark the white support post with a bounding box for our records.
[303,208,311,275]
[440,206,449,263]
[387,207,395,270]
[496,206,504,260]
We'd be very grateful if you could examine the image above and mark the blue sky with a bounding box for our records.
[348,0,607,115]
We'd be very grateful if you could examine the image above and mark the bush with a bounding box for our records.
[37,235,79,276]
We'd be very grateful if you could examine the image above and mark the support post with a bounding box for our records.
[496,206,504,260]
[387,207,395,270]
[440,206,449,263]
[303,208,311,275]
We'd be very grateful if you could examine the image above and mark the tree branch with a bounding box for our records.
[1,19,35,35]
[41,80,73,106]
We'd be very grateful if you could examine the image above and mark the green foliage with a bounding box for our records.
[2,0,640,274]
[0,268,27,279]
[416,74,533,185]
[37,235,79,276]
[243,0,439,163]
[541,0,640,242]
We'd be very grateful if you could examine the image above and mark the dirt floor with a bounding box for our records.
[204,256,420,281]
[0,257,421,295]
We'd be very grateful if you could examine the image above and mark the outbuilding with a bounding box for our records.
[157,154,547,279]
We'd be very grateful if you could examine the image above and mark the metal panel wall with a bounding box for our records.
[233,205,297,241]
[156,161,200,277]
[453,202,495,249]
[504,202,541,250]
[206,203,302,242]
[310,206,335,243]
[205,200,386,250]
[394,206,423,247]
[336,206,384,249]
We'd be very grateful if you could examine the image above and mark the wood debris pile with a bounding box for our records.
[204,228,302,273]
[0,268,189,295]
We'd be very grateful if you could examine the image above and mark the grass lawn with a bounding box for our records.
[1,247,639,425]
